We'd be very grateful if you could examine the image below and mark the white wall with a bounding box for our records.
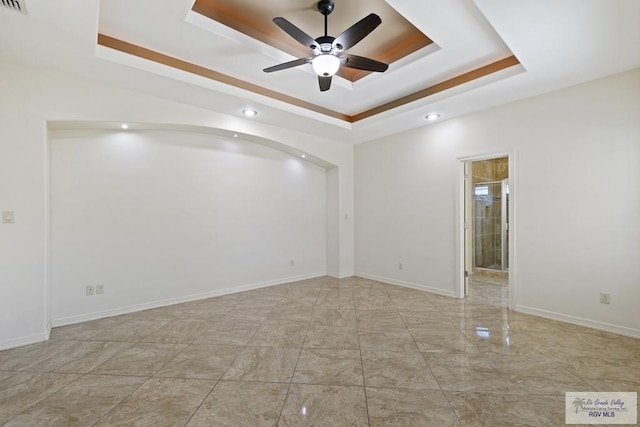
[326,167,340,276]
[50,129,326,324]
[355,68,640,336]
[0,61,354,349]
[0,115,49,348]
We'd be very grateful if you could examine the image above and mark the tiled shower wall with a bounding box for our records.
[472,157,508,271]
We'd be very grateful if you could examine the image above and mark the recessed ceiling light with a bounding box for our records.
[301,154,306,158]
[425,113,440,121]
[121,124,129,129]
[242,109,258,117]
[233,134,238,138]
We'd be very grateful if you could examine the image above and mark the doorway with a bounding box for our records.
[458,154,514,308]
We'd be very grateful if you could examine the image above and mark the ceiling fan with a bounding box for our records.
[263,0,389,92]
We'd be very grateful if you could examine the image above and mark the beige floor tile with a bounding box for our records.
[423,353,498,373]
[90,343,187,376]
[49,317,127,340]
[303,324,360,350]
[362,350,439,390]
[154,344,242,380]
[4,374,146,427]
[279,384,368,426]
[248,320,309,347]
[30,341,129,374]
[567,356,640,382]
[234,297,281,310]
[3,275,638,426]
[93,378,213,427]
[356,310,406,330]
[194,323,260,346]
[293,348,363,386]
[0,344,36,369]
[410,328,479,353]
[316,290,355,309]
[389,296,435,311]
[186,381,288,427]
[89,319,168,342]
[267,304,314,322]
[141,319,212,344]
[0,340,80,372]
[397,310,454,328]
[222,346,300,382]
[0,372,16,382]
[503,373,595,395]
[488,354,576,378]
[218,309,272,324]
[358,328,418,351]
[171,304,232,320]
[581,377,640,392]
[366,387,461,427]
[0,372,80,424]
[446,391,566,427]
[311,308,357,327]
[354,295,394,310]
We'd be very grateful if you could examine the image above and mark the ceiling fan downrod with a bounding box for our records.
[317,0,334,37]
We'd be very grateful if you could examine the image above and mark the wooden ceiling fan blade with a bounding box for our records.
[342,54,388,72]
[333,13,381,51]
[263,57,311,73]
[273,17,317,48]
[318,75,332,91]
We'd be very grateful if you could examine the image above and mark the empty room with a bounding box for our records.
[0,0,638,425]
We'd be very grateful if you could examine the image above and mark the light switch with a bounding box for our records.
[2,211,14,224]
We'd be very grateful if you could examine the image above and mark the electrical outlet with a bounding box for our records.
[2,211,15,224]
[86,285,95,296]
[96,284,104,295]
[399,262,404,270]
[599,292,610,304]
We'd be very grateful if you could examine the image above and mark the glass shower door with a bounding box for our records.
[473,180,508,271]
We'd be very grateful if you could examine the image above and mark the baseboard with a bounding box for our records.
[0,331,49,351]
[45,320,51,340]
[326,272,353,279]
[515,305,640,339]
[52,272,326,328]
[354,272,457,298]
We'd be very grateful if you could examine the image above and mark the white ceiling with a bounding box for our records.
[1,0,639,143]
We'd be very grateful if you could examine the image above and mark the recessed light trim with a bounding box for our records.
[242,109,258,117]
[425,113,440,121]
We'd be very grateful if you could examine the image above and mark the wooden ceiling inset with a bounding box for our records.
[191,0,432,82]
[97,34,520,123]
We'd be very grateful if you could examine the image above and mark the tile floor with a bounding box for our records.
[0,275,638,426]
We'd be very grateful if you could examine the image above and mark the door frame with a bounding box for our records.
[455,150,516,310]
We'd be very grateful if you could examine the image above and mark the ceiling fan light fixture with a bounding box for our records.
[312,54,340,77]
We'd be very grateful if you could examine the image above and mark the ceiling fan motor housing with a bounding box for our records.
[317,0,334,16]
